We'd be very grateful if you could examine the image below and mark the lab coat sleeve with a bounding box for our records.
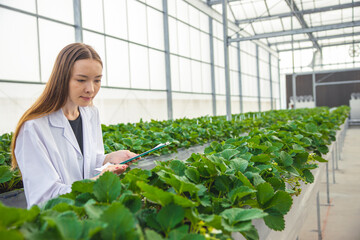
[94,107,106,169]
[16,122,72,208]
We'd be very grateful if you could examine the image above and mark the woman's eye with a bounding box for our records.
[77,79,85,82]
[95,80,101,83]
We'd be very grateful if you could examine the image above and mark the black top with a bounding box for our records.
[68,113,84,155]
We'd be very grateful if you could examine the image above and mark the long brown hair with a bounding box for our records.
[11,43,102,169]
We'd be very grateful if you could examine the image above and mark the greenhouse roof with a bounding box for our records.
[207,0,360,55]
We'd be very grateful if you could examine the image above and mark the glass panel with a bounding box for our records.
[81,0,104,32]
[167,0,176,17]
[105,37,130,88]
[169,17,178,54]
[149,49,165,90]
[0,0,35,13]
[260,79,271,97]
[128,0,147,46]
[179,57,191,92]
[0,9,39,81]
[83,30,107,85]
[190,27,201,60]
[170,55,180,91]
[38,19,75,83]
[229,45,238,71]
[259,60,269,80]
[147,7,164,50]
[176,0,188,23]
[191,60,202,92]
[200,32,210,63]
[129,43,149,89]
[104,0,128,39]
[202,63,211,93]
[199,12,209,33]
[188,5,199,29]
[177,21,190,58]
[231,70,239,95]
[37,0,74,24]
[215,67,225,95]
[242,75,258,97]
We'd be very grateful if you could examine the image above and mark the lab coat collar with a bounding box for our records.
[48,108,94,179]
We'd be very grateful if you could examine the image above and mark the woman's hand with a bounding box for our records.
[92,164,128,180]
[104,150,140,166]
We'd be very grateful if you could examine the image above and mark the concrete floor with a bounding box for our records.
[298,126,360,240]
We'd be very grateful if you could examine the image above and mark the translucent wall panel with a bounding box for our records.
[260,80,271,98]
[202,63,212,93]
[190,27,201,61]
[170,55,180,91]
[105,37,130,88]
[258,47,269,62]
[147,0,162,11]
[259,60,269,80]
[231,96,241,115]
[241,41,256,56]
[242,75,258,97]
[200,32,210,63]
[230,70,239,95]
[37,0,73,24]
[243,96,259,113]
[81,0,104,32]
[167,0,176,18]
[216,95,227,116]
[147,7,164,50]
[179,57,192,92]
[214,39,224,67]
[173,93,213,119]
[241,52,257,76]
[148,49,166,90]
[215,67,225,95]
[229,45,238,71]
[199,12,209,33]
[129,43,149,89]
[191,60,202,92]
[169,17,178,54]
[0,0,36,13]
[189,5,200,29]
[0,9,39,81]
[83,31,107,85]
[177,21,190,58]
[176,0,189,23]
[104,0,128,40]
[39,19,75,82]
[128,0,147,46]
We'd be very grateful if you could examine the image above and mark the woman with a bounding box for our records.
[11,43,138,208]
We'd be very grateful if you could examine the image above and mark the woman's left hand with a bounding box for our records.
[104,150,140,165]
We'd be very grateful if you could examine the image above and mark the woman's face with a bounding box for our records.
[67,59,102,108]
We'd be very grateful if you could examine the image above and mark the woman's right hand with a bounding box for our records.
[92,164,128,180]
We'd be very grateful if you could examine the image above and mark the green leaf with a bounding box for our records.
[279,151,293,167]
[0,204,39,228]
[0,166,13,183]
[181,234,206,240]
[71,179,95,193]
[0,229,23,240]
[157,171,199,195]
[93,172,122,203]
[266,177,285,191]
[43,198,74,210]
[314,155,327,162]
[100,202,136,240]
[0,155,5,164]
[156,203,185,232]
[81,219,107,239]
[263,210,285,231]
[214,175,231,192]
[145,229,164,240]
[265,191,293,214]
[120,195,142,213]
[84,202,107,219]
[169,160,187,176]
[236,171,255,189]
[229,158,248,172]
[228,186,257,203]
[44,211,82,240]
[303,169,314,183]
[256,182,274,206]
[305,123,318,133]
[220,208,268,223]
[221,219,253,232]
[185,167,200,184]
[251,154,270,163]
[220,149,240,160]
[292,144,305,153]
[168,225,189,240]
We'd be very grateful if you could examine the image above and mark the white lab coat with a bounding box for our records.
[15,106,106,208]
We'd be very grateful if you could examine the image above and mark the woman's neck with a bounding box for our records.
[62,105,80,120]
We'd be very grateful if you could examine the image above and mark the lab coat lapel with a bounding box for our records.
[49,109,83,156]
[79,107,92,179]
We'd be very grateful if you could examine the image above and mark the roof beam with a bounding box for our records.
[229,20,360,42]
[235,2,360,24]
[269,32,360,46]
[208,0,240,5]
[277,40,360,52]
[284,0,321,51]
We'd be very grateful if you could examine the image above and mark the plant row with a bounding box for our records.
[0,106,349,240]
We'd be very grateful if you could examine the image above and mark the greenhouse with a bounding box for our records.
[0,0,359,239]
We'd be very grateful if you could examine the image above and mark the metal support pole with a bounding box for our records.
[326,162,330,204]
[335,142,339,170]
[222,0,232,121]
[256,45,261,112]
[312,71,316,106]
[73,0,83,43]
[209,13,216,116]
[316,191,323,240]
[269,53,273,110]
[278,59,281,109]
[162,0,173,120]
[236,32,243,113]
[332,150,336,184]
[292,74,297,109]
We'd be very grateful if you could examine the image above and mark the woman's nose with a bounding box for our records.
[85,81,94,93]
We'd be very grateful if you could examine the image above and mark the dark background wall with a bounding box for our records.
[286,69,360,108]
